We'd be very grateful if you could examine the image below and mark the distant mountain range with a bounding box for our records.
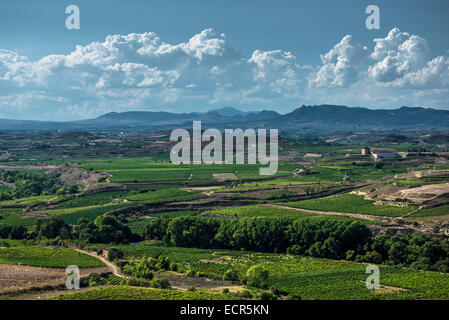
[1,105,449,132]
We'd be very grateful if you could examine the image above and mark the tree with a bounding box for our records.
[9,226,27,239]
[388,241,408,265]
[374,161,384,169]
[246,265,269,289]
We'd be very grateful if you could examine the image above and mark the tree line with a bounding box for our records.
[144,216,449,273]
[0,215,138,244]
[0,170,79,200]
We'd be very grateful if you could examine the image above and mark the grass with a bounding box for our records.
[125,188,201,203]
[244,164,412,186]
[127,212,195,224]
[0,238,24,247]
[205,205,376,223]
[78,158,295,183]
[283,193,418,217]
[54,286,240,300]
[0,208,37,227]
[84,244,449,300]
[0,184,11,192]
[56,191,130,209]
[0,246,105,268]
[393,180,449,186]
[0,195,54,206]
[62,203,133,224]
[408,205,449,217]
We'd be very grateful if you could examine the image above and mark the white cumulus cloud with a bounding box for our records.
[309,35,369,88]
[1,27,449,120]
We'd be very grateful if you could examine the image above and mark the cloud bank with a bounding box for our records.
[0,27,448,120]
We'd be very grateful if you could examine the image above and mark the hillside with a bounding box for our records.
[0,105,448,132]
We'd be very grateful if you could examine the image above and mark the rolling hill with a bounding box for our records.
[1,105,448,132]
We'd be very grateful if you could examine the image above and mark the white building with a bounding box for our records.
[372,152,400,160]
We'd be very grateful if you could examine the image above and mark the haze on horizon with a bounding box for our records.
[1,0,449,121]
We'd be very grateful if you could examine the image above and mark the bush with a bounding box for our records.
[258,291,277,300]
[223,269,239,281]
[346,250,356,261]
[185,269,196,277]
[0,240,10,247]
[150,277,170,289]
[155,255,170,270]
[246,265,269,289]
[285,293,302,300]
[433,259,449,273]
[127,277,152,287]
[88,273,100,286]
[374,161,384,169]
[234,289,253,298]
[123,260,154,280]
[170,263,178,272]
[363,251,383,264]
[269,286,281,296]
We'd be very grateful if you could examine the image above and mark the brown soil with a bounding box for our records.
[372,284,406,294]
[156,271,243,292]
[212,173,239,181]
[261,203,390,223]
[183,186,222,193]
[0,165,59,170]
[0,180,15,189]
[0,264,108,294]
[398,183,449,203]
[47,166,114,191]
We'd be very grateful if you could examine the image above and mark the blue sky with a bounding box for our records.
[1,0,449,120]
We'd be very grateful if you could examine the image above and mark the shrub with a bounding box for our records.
[185,269,196,277]
[346,250,356,261]
[88,273,100,286]
[223,269,239,281]
[127,277,152,287]
[150,277,170,289]
[363,251,383,264]
[374,161,384,169]
[234,289,253,298]
[269,286,281,296]
[258,291,277,300]
[246,265,269,289]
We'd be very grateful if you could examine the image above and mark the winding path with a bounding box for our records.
[72,247,127,277]
[71,247,187,291]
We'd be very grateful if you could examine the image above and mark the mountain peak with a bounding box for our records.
[212,107,247,117]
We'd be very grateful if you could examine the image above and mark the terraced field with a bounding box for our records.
[244,164,412,186]
[408,205,449,217]
[0,246,105,268]
[54,286,240,300]
[205,205,376,223]
[85,244,449,300]
[78,158,296,183]
[283,193,418,217]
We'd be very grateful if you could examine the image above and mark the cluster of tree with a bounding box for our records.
[123,254,174,279]
[0,225,27,239]
[144,216,449,272]
[74,216,136,244]
[352,232,449,273]
[144,217,371,259]
[0,216,138,244]
[0,170,79,200]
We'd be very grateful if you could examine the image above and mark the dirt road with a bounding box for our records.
[261,203,392,223]
[72,248,127,277]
